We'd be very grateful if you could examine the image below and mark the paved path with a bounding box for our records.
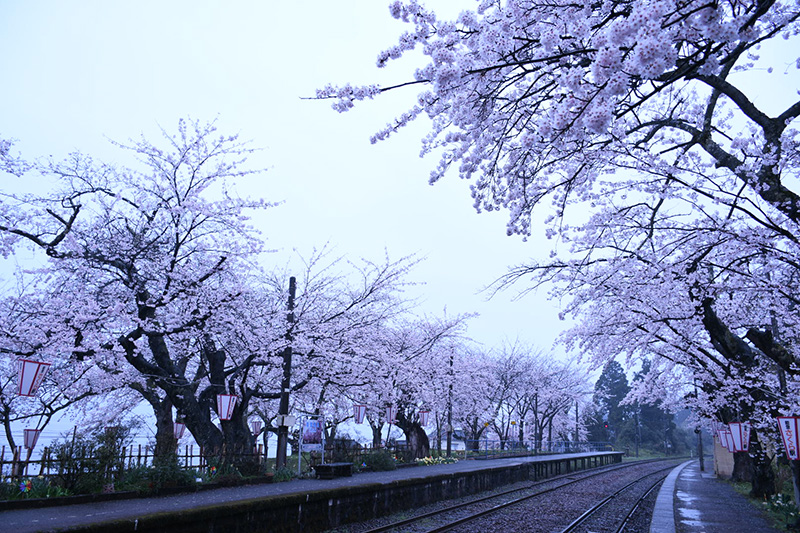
[651,460,782,533]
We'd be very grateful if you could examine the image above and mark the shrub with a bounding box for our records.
[48,424,134,494]
[362,450,397,471]
[273,466,295,482]
[117,456,195,494]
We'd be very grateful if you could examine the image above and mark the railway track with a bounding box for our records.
[558,466,670,533]
[345,458,682,533]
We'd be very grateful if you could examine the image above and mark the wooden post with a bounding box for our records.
[39,447,50,477]
[11,446,21,478]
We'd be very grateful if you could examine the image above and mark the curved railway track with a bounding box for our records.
[341,458,682,533]
[558,466,671,533]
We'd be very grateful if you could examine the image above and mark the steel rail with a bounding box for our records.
[558,466,673,533]
[614,475,667,533]
[361,458,675,533]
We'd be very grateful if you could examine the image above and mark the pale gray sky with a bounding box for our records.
[0,1,568,354]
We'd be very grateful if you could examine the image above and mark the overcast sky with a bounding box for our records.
[0,1,570,357]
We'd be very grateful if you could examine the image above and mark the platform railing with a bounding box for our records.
[461,440,613,459]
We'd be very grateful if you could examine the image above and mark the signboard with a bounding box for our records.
[301,418,323,452]
[386,406,397,424]
[278,414,296,427]
[728,422,751,452]
[778,417,800,460]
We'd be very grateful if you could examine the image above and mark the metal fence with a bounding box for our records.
[1,439,612,481]
[460,440,613,459]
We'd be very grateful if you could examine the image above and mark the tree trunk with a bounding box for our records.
[369,421,382,448]
[791,460,800,525]
[731,452,753,483]
[402,423,430,459]
[747,433,775,500]
[152,396,176,463]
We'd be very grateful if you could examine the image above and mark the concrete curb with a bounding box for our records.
[650,460,693,533]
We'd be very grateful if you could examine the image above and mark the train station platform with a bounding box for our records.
[0,451,621,533]
[650,459,782,532]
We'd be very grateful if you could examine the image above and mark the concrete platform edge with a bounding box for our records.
[650,460,693,533]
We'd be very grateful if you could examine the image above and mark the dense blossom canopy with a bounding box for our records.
[321,0,800,444]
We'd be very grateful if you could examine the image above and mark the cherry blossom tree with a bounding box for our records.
[450,349,496,449]
[320,0,800,496]
[0,120,273,464]
[320,1,800,374]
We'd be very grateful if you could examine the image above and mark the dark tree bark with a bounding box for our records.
[396,409,431,459]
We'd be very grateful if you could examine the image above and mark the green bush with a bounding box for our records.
[117,456,196,494]
[362,450,397,471]
[273,466,295,482]
[49,425,134,494]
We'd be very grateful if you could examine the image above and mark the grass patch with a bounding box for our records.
[731,480,798,532]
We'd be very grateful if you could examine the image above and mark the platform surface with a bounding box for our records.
[0,451,616,532]
[651,459,782,533]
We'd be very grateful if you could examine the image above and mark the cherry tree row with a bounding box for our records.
[0,121,471,465]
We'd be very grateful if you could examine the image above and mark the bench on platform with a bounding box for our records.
[314,462,353,479]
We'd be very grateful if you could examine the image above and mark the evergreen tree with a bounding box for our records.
[593,361,632,445]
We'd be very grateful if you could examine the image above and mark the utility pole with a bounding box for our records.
[697,427,704,471]
[446,352,453,457]
[275,276,296,470]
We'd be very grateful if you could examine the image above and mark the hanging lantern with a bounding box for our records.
[23,429,41,450]
[778,417,800,460]
[719,429,735,452]
[419,409,431,427]
[354,404,367,424]
[216,394,237,421]
[251,420,263,435]
[17,359,51,397]
[174,421,186,439]
[728,422,751,452]
[385,406,396,424]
